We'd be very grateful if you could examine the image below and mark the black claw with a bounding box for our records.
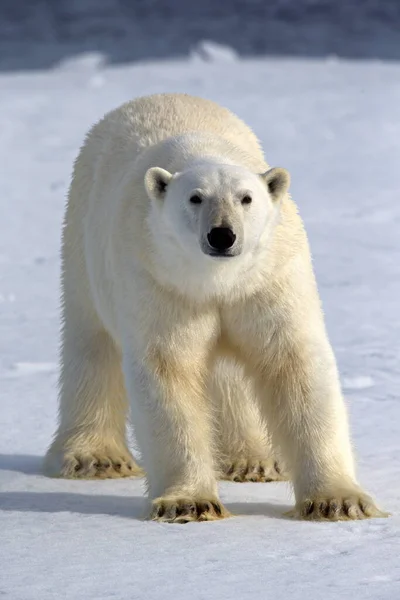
[212,502,222,516]
[328,501,339,518]
[153,503,165,519]
[196,502,208,516]
[274,461,281,474]
[343,501,350,516]
[175,504,185,517]
[169,505,178,519]
[303,500,314,516]
[319,501,329,517]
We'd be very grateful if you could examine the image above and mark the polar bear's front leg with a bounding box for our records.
[258,329,387,521]
[223,287,386,521]
[122,302,228,523]
[124,356,227,523]
[264,340,386,520]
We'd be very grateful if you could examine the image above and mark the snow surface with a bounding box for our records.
[1,52,400,599]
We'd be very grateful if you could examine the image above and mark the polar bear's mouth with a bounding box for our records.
[206,249,238,259]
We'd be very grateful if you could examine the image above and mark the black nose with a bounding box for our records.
[207,227,236,252]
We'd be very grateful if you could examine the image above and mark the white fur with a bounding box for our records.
[45,93,385,522]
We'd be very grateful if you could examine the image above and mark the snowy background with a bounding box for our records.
[1,2,400,599]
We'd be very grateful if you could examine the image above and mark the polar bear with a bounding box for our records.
[45,93,385,523]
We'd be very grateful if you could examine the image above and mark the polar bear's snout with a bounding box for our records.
[206,226,237,257]
[199,196,244,259]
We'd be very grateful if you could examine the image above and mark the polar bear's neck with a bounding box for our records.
[146,234,273,305]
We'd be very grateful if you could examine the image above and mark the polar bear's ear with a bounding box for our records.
[260,167,290,202]
[144,167,173,202]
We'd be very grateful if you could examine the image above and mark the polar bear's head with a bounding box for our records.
[144,161,290,261]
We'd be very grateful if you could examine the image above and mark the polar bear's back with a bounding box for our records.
[92,93,264,162]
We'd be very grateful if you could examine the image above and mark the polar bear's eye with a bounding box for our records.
[241,195,252,205]
[190,195,202,205]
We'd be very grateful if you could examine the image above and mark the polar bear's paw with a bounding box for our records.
[45,447,144,479]
[64,450,144,479]
[150,497,230,523]
[288,489,388,521]
[222,457,288,483]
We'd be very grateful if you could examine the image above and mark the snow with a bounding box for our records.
[1,50,400,600]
